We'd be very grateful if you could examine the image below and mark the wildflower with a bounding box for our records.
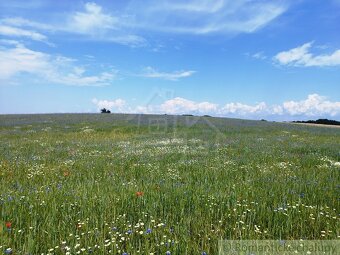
[63,171,70,177]
[136,191,144,197]
[202,252,207,255]
[5,222,12,229]
[5,248,12,254]
[166,251,171,255]
[146,228,152,234]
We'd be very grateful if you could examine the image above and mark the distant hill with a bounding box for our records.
[292,119,340,126]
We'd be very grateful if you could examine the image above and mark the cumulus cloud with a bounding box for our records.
[92,94,340,119]
[160,97,218,114]
[283,94,340,116]
[274,42,340,67]
[219,95,340,117]
[221,102,267,115]
[0,42,116,86]
[141,67,196,81]
[92,98,126,111]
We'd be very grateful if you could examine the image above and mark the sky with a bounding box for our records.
[0,0,340,120]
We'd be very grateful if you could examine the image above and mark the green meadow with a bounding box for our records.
[0,114,339,254]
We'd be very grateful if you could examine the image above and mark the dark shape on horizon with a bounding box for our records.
[293,119,340,126]
[100,108,111,114]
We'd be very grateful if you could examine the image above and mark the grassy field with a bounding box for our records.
[0,114,339,254]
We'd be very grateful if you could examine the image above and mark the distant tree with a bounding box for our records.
[100,108,111,113]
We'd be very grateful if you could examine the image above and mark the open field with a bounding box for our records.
[0,114,339,254]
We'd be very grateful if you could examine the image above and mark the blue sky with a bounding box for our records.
[0,0,339,120]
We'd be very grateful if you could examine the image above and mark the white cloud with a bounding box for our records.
[127,0,288,34]
[0,3,146,47]
[0,42,48,79]
[0,0,289,48]
[274,42,340,67]
[0,39,21,46]
[219,95,340,117]
[283,94,340,116]
[251,51,267,60]
[160,97,218,114]
[68,2,118,34]
[1,17,54,31]
[135,105,153,114]
[92,98,126,111]
[0,24,48,43]
[159,0,225,13]
[272,105,284,115]
[141,67,196,81]
[92,94,340,119]
[64,2,146,46]
[0,42,116,86]
[104,35,147,47]
[221,102,267,115]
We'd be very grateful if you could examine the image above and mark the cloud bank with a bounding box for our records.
[92,94,340,120]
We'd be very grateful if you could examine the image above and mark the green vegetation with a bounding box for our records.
[0,114,339,254]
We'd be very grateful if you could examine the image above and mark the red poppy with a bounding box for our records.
[136,191,144,197]
[5,222,11,229]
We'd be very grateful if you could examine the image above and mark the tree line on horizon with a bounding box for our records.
[292,119,340,126]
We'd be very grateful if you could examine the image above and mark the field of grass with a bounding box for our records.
[0,114,339,254]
